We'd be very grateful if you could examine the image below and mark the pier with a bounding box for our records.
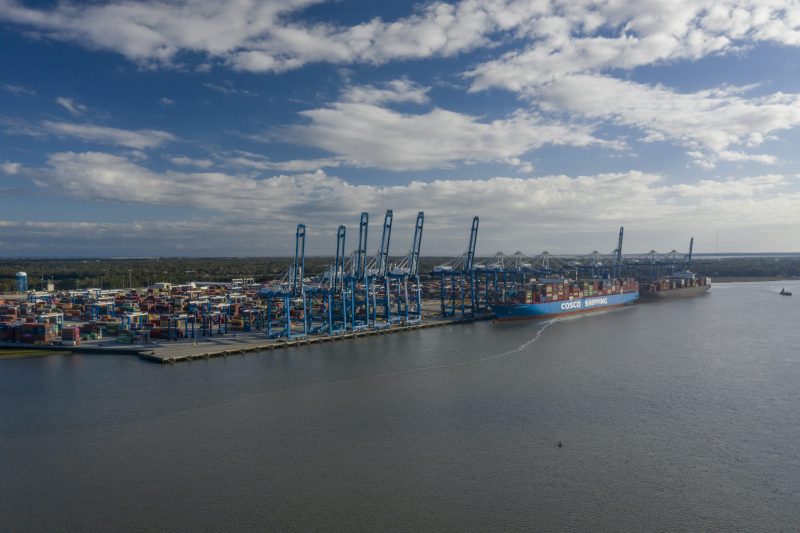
[0,313,494,364]
[141,313,492,364]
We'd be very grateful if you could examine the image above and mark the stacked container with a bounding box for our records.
[62,326,80,346]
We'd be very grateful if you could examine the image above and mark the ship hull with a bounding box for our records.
[493,292,639,321]
[639,284,710,300]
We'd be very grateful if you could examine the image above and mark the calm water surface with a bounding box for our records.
[1,281,799,531]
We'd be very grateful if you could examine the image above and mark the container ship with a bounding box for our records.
[493,278,639,321]
[638,272,710,300]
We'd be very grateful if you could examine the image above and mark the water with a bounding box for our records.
[2,281,799,531]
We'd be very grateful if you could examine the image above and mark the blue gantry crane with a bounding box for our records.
[435,216,480,318]
[474,250,538,307]
[187,297,230,337]
[292,223,306,297]
[305,224,348,335]
[345,212,372,330]
[367,209,394,328]
[387,211,425,324]
[406,210,425,323]
[261,224,308,338]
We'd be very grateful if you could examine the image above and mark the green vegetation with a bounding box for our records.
[1,255,798,293]
[0,349,54,358]
[688,257,800,279]
[0,257,305,292]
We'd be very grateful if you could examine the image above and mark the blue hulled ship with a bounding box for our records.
[493,278,639,321]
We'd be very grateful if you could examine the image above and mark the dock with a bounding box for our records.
[140,314,493,364]
[1,313,494,364]
[0,341,154,355]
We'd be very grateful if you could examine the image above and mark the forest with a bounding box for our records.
[1,255,798,293]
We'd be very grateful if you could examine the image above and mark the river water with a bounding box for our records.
[2,281,799,531]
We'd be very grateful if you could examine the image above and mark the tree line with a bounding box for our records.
[1,256,798,293]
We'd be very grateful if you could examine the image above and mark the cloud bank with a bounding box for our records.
[2,0,798,73]
[17,150,799,254]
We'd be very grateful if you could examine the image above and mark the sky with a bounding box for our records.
[1,0,800,257]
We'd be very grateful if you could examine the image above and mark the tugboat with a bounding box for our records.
[779,288,792,296]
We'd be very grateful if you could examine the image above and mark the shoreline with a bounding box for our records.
[711,277,799,283]
[0,349,58,359]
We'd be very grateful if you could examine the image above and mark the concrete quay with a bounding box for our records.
[140,313,493,364]
[0,341,154,355]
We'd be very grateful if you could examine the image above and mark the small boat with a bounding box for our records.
[779,288,792,296]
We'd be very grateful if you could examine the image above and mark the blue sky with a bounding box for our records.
[1,0,800,257]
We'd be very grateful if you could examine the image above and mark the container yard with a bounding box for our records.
[0,284,489,363]
[0,213,708,363]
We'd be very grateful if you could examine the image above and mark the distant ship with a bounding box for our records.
[779,288,792,296]
[493,278,639,321]
[638,272,711,300]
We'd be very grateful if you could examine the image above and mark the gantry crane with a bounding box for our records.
[346,212,371,330]
[368,209,394,327]
[261,224,308,338]
[305,225,348,335]
[387,211,425,324]
[436,216,480,317]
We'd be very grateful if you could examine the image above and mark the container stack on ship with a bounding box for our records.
[491,226,639,321]
[630,238,711,301]
[493,277,639,321]
[638,273,711,300]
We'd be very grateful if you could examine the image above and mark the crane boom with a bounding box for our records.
[688,237,694,267]
[333,225,346,293]
[465,216,479,272]
[616,226,624,276]
[355,212,368,279]
[409,211,424,277]
[377,209,393,277]
[292,224,306,296]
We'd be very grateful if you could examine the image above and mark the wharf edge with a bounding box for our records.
[141,313,493,364]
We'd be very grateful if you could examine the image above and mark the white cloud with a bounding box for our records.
[2,0,799,74]
[291,105,602,170]
[167,152,347,171]
[36,151,345,218]
[202,81,258,96]
[689,149,780,169]
[532,75,800,165]
[188,0,539,72]
[158,96,175,105]
[224,152,345,172]
[285,81,610,170]
[55,97,88,116]
[40,120,176,149]
[0,116,46,137]
[0,0,319,66]
[467,1,800,92]
[24,151,800,253]
[717,150,778,165]
[169,155,214,168]
[1,161,21,175]
[2,83,36,96]
[4,0,800,171]
[341,78,430,105]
